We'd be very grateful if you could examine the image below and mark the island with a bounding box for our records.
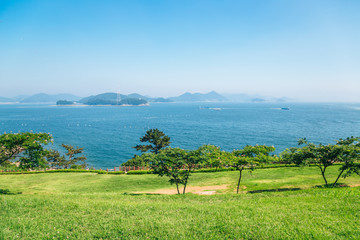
[85,98,148,106]
[56,100,75,105]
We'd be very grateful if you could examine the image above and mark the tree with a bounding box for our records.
[150,147,203,194]
[0,132,52,168]
[45,145,87,169]
[61,144,87,169]
[231,145,276,193]
[281,137,360,186]
[133,129,170,154]
[45,149,66,168]
[122,153,155,167]
[197,145,225,170]
[334,137,360,184]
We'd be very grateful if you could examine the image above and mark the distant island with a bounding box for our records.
[85,98,147,106]
[56,100,74,105]
[0,91,295,104]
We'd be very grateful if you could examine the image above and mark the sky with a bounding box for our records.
[0,0,359,102]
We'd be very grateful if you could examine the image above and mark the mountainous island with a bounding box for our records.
[0,91,293,105]
[78,93,148,106]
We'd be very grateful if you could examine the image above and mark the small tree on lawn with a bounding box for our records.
[231,145,276,193]
[133,128,170,154]
[150,147,203,194]
[333,137,360,184]
[282,137,360,186]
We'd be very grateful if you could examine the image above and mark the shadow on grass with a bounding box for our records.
[247,187,302,194]
[0,189,22,195]
[123,192,161,196]
[314,183,349,189]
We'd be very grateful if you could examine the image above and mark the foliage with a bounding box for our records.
[151,147,204,194]
[282,137,360,185]
[122,153,155,167]
[197,144,232,169]
[133,128,170,154]
[0,132,52,169]
[231,145,276,193]
[61,144,87,169]
[46,149,66,168]
[46,144,87,169]
[126,170,152,175]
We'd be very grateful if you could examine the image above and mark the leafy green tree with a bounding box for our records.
[334,137,360,184]
[197,145,224,170]
[282,137,360,185]
[231,145,276,193]
[45,149,66,168]
[0,132,52,169]
[134,129,170,154]
[61,144,87,169]
[122,153,155,167]
[151,147,203,194]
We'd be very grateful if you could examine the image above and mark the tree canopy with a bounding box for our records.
[0,132,52,168]
[133,129,170,154]
[151,147,203,194]
[231,145,276,193]
[282,137,360,185]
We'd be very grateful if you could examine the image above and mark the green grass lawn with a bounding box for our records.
[0,166,359,239]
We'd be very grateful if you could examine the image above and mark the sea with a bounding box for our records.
[0,102,359,169]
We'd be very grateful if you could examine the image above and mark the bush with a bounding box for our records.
[126,170,153,175]
[107,171,125,175]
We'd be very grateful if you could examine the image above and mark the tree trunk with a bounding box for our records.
[334,168,345,186]
[176,183,180,194]
[183,168,191,194]
[237,169,243,194]
[320,167,328,185]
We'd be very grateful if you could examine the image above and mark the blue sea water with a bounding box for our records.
[0,102,359,168]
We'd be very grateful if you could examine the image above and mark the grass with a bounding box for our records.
[0,165,359,239]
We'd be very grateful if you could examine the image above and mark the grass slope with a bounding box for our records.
[0,166,359,239]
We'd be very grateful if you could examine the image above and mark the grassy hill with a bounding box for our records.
[0,166,359,239]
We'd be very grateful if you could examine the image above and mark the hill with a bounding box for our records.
[223,93,296,103]
[0,96,16,103]
[20,93,81,103]
[79,93,148,105]
[169,91,227,102]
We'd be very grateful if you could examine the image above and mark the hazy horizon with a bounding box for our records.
[1,0,360,102]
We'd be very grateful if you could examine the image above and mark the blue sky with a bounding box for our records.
[0,0,359,101]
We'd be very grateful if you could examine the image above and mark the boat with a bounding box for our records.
[281,107,290,110]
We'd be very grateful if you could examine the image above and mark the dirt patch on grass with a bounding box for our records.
[135,185,229,195]
[349,183,360,187]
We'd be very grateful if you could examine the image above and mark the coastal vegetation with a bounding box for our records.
[0,130,359,238]
[0,132,87,170]
[282,137,360,186]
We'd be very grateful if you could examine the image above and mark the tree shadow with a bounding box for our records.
[314,183,349,189]
[122,192,161,196]
[247,187,302,194]
[0,189,22,195]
